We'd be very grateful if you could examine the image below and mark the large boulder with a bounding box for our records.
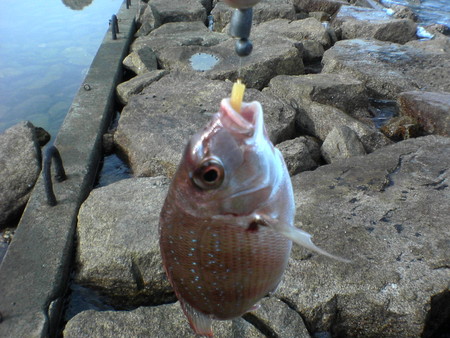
[398,91,450,137]
[332,5,417,44]
[278,135,450,337]
[149,0,207,29]
[0,121,41,227]
[276,136,322,175]
[321,125,366,163]
[114,74,297,177]
[116,70,168,105]
[322,39,450,99]
[75,177,174,307]
[293,0,348,16]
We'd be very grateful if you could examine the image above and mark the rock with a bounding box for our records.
[390,4,418,21]
[322,39,450,99]
[321,125,366,163]
[308,11,331,22]
[266,73,369,117]
[293,0,348,16]
[135,3,155,37]
[277,136,321,175]
[132,21,229,54]
[122,47,158,75]
[0,121,41,227]
[64,303,264,337]
[244,297,311,337]
[75,177,174,307]
[114,73,297,177]
[34,126,51,146]
[149,0,207,29]
[331,5,417,44]
[277,135,450,337]
[116,70,168,105]
[154,23,304,90]
[406,35,450,54]
[210,0,296,33]
[265,74,391,152]
[398,91,450,137]
[380,115,421,141]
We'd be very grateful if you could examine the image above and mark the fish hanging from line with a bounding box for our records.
[159,90,349,336]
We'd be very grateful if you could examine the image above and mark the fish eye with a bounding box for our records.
[192,157,224,190]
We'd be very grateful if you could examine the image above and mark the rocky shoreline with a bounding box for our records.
[1,0,449,336]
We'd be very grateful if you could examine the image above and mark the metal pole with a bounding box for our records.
[43,146,67,206]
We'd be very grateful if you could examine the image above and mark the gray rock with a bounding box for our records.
[149,0,207,29]
[266,73,369,117]
[265,74,391,152]
[244,297,311,337]
[132,21,229,54]
[390,4,418,21]
[293,0,348,16]
[322,39,450,99]
[75,177,174,307]
[0,121,41,227]
[211,0,296,33]
[116,70,168,105]
[406,32,450,55]
[277,136,321,175]
[135,2,155,37]
[64,303,264,337]
[277,135,450,337]
[332,6,417,44]
[321,125,366,163]
[398,91,450,137]
[122,47,158,75]
[114,73,297,177]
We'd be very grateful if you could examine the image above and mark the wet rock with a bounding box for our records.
[116,70,168,105]
[321,125,366,163]
[75,177,174,307]
[244,297,311,337]
[398,91,450,137]
[331,5,417,44]
[211,0,296,33]
[277,136,321,175]
[149,0,207,29]
[64,303,264,337]
[322,39,450,99]
[380,115,421,141]
[278,135,450,337]
[0,121,41,227]
[115,73,296,177]
[293,0,348,16]
[131,21,229,56]
[34,126,51,146]
[265,74,391,152]
[266,73,369,117]
[122,47,158,75]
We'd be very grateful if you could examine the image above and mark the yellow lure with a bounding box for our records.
[230,79,246,113]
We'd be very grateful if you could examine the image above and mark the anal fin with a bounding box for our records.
[179,299,214,337]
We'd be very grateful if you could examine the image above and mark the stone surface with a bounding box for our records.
[398,91,450,137]
[321,125,366,163]
[322,39,450,99]
[135,3,155,37]
[277,135,450,337]
[114,73,297,177]
[276,136,321,175]
[122,47,158,75]
[332,5,417,44]
[116,70,168,105]
[380,115,421,141]
[64,303,264,337]
[75,177,174,307]
[0,121,41,227]
[293,0,348,15]
[211,0,296,33]
[149,0,207,29]
[265,75,391,153]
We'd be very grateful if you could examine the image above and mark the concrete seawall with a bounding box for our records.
[0,1,137,336]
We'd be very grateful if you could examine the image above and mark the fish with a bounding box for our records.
[159,98,348,336]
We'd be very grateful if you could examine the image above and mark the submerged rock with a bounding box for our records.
[0,121,41,227]
[278,135,450,337]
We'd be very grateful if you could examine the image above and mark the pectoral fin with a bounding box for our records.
[259,215,351,263]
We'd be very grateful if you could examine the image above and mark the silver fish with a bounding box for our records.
[159,98,347,336]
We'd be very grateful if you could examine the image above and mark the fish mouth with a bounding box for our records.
[219,98,263,138]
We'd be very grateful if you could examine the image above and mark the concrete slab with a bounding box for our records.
[0,1,137,337]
